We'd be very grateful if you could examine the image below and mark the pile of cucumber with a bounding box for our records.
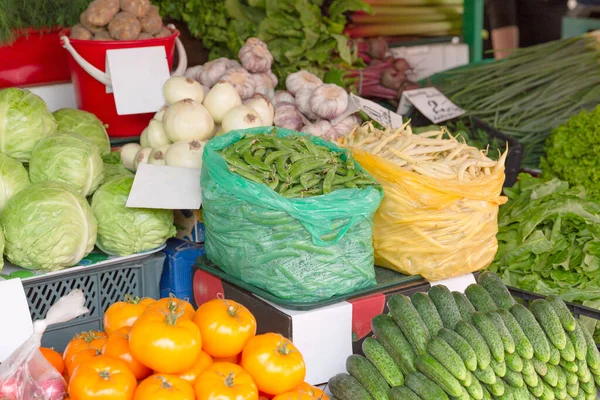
[329,272,600,400]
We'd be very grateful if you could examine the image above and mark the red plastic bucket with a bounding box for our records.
[61,27,186,139]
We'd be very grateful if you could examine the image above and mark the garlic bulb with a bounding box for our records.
[163,76,204,104]
[222,105,263,133]
[252,73,275,98]
[301,120,332,137]
[244,94,274,126]
[273,91,295,106]
[294,88,316,120]
[329,115,361,140]
[220,67,256,100]
[184,64,203,81]
[285,71,323,95]
[309,84,349,120]
[227,59,241,69]
[163,99,215,142]
[203,82,242,123]
[266,71,278,87]
[238,37,273,73]
[199,57,229,88]
[274,103,303,131]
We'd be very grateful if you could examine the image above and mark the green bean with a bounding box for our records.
[264,150,292,165]
[323,166,337,194]
[230,167,263,184]
[344,181,358,188]
[253,148,266,160]
[300,173,318,189]
[276,155,291,181]
[242,150,271,171]
[281,185,304,198]
[304,178,321,189]
[290,153,319,163]
[332,168,355,184]
[289,159,329,179]
[351,178,376,185]
[221,153,256,174]
[300,137,320,155]
[229,136,256,153]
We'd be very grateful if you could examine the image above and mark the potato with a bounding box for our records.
[139,6,162,35]
[93,30,113,41]
[120,0,150,18]
[86,0,119,26]
[108,12,141,40]
[154,27,171,38]
[80,11,105,33]
[137,32,154,40]
[70,24,93,40]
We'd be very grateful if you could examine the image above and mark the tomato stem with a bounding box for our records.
[98,370,111,381]
[278,342,292,355]
[159,375,173,389]
[125,294,141,304]
[224,372,236,387]
[164,310,184,326]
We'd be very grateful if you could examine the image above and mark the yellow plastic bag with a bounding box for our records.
[352,148,507,281]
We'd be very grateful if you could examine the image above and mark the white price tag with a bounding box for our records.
[429,273,476,294]
[398,87,465,124]
[332,94,404,129]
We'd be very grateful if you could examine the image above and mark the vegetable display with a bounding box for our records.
[541,106,600,200]
[329,272,600,399]
[435,34,600,168]
[53,108,111,156]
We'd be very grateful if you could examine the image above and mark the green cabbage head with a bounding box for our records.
[0,182,97,270]
[91,176,176,256]
[53,108,111,156]
[0,228,4,271]
[0,153,29,211]
[29,133,105,197]
[0,88,57,162]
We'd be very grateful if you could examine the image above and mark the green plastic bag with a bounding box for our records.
[201,127,383,302]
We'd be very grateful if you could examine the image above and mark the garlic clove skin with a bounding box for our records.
[294,88,317,121]
[199,57,229,88]
[184,64,203,81]
[163,76,205,105]
[251,73,276,99]
[220,67,256,100]
[239,37,274,73]
[309,84,349,120]
[273,90,295,106]
[274,102,303,131]
[227,59,241,70]
[266,71,278,88]
[221,105,264,134]
[244,94,274,127]
[203,82,242,124]
[285,70,323,95]
[301,120,332,137]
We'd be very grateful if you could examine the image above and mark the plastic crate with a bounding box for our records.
[22,253,165,351]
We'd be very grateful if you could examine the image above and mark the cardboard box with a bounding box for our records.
[174,209,205,243]
[160,239,205,304]
[193,266,428,384]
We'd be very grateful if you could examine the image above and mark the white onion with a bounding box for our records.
[165,140,205,169]
[139,128,150,147]
[146,119,171,148]
[134,147,153,171]
[203,82,242,123]
[272,90,295,106]
[243,94,274,126]
[153,106,168,122]
[149,144,170,166]
[222,105,263,134]
[163,99,215,142]
[163,76,205,104]
[120,143,141,171]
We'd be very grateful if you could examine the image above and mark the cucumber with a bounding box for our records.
[371,314,416,375]
[491,358,507,378]
[522,366,539,388]
[543,364,559,387]
[559,358,578,374]
[362,337,404,387]
[478,271,516,309]
[573,390,585,400]
[474,365,497,385]
[580,378,595,395]
[504,368,525,388]
[576,358,591,383]
[513,384,531,400]
[556,367,566,390]
[567,323,587,361]
[510,304,551,363]
[506,352,523,373]
[565,370,578,385]
[486,379,506,397]
[497,308,534,360]
[532,357,548,377]
[546,296,576,333]
[389,385,421,400]
[472,312,505,363]
[438,328,478,372]
[464,371,484,400]
[452,386,471,400]
[427,336,467,381]
[346,355,390,400]
[530,299,567,351]
[482,385,492,400]
[328,373,373,400]
[578,319,600,370]
[560,335,576,362]
[529,380,545,398]
[455,321,492,370]
[549,345,560,366]
[415,353,463,397]
[541,381,556,400]
[411,292,444,336]
[465,284,497,312]
[406,371,450,400]
[567,383,579,397]
[388,294,430,354]
[553,386,567,400]
[487,311,516,354]
[453,291,476,320]
[429,285,462,330]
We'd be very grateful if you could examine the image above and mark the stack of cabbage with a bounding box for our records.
[0,88,175,272]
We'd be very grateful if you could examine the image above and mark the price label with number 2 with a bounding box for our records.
[398,87,465,124]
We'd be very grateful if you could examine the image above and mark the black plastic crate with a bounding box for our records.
[408,113,523,188]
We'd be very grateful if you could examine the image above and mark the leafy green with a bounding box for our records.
[53,108,111,156]
[541,106,600,200]
[489,174,600,304]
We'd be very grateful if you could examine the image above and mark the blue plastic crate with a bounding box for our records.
[160,238,205,305]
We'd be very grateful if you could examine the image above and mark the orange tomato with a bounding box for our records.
[144,296,195,321]
[179,350,213,384]
[213,353,241,364]
[66,348,102,377]
[194,362,258,400]
[133,374,195,400]
[129,309,202,374]
[68,355,137,400]
[104,296,155,336]
[272,383,329,400]
[102,327,152,380]
[40,347,65,375]
[193,298,256,358]
[241,333,306,396]
[63,331,107,362]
